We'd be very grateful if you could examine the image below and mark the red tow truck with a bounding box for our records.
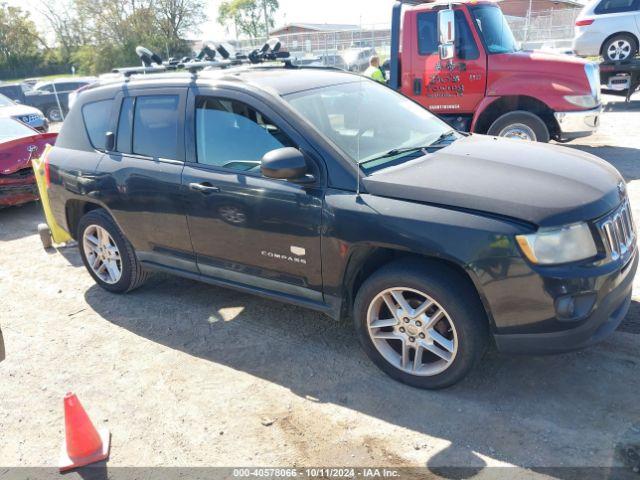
[389,0,603,142]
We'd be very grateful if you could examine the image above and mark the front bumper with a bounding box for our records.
[0,170,39,207]
[554,106,602,140]
[494,248,638,354]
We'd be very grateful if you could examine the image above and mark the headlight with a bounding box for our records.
[516,222,597,265]
[585,62,601,102]
[564,94,598,108]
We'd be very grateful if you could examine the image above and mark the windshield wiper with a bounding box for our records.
[359,130,458,165]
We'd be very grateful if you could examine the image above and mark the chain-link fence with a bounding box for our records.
[223,7,579,70]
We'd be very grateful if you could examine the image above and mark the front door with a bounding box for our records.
[182,89,325,302]
[407,7,487,115]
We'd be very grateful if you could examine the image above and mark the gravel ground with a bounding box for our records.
[1,95,639,478]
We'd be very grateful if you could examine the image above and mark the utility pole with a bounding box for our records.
[263,0,270,37]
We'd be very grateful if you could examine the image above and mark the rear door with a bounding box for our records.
[182,87,325,302]
[406,7,487,115]
[96,88,196,272]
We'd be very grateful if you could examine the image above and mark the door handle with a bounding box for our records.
[413,78,423,95]
[189,182,220,194]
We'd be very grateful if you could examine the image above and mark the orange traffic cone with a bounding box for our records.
[59,392,110,471]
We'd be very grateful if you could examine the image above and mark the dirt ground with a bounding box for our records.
[1,94,640,479]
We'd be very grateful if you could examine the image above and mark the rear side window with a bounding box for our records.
[417,10,479,59]
[595,0,638,13]
[132,95,179,159]
[82,99,113,150]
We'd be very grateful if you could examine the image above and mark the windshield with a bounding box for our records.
[0,118,35,142]
[470,5,520,54]
[0,93,14,107]
[285,80,455,172]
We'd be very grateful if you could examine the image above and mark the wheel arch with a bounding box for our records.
[472,95,560,139]
[65,199,106,239]
[600,31,639,56]
[342,246,495,330]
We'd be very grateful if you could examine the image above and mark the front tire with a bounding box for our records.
[487,111,550,143]
[353,260,489,389]
[78,209,149,293]
[602,34,638,62]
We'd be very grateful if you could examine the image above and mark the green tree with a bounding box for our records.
[218,0,279,39]
[0,2,46,79]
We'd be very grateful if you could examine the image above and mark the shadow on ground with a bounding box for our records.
[83,274,640,479]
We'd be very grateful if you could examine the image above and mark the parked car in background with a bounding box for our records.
[0,78,96,123]
[342,47,377,72]
[0,118,57,208]
[573,0,640,61]
[0,93,48,132]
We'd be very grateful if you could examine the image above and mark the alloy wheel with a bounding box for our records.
[366,287,458,376]
[607,40,632,61]
[82,225,123,284]
[498,123,536,141]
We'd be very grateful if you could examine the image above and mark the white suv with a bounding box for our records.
[573,0,640,61]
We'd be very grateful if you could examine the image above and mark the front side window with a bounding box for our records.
[195,97,295,172]
[595,0,637,13]
[418,10,479,59]
[132,95,179,159]
[82,99,113,150]
[470,5,520,54]
[285,80,455,172]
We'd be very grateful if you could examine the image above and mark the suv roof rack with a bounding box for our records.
[110,40,292,78]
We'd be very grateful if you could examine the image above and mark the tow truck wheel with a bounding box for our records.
[487,111,550,143]
[353,260,489,389]
[602,34,638,62]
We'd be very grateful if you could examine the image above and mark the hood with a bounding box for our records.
[362,135,624,227]
[0,104,44,118]
[0,133,57,175]
[494,50,588,70]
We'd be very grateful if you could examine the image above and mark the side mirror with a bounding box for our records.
[261,147,310,181]
[438,9,456,60]
[104,131,115,152]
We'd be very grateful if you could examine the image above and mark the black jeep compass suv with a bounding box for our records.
[43,66,637,388]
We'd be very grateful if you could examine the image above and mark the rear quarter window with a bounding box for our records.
[595,0,638,13]
[81,99,113,151]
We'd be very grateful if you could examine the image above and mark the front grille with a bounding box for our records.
[597,199,636,261]
[1,168,33,180]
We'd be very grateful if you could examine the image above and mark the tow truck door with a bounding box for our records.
[404,7,487,116]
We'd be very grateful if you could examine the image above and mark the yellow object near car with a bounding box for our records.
[32,144,72,247]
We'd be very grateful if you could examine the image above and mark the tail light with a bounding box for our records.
[575,19,594,26]
[42,144,52,188]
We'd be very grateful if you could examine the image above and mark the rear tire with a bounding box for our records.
[45,106,63,123]
[353,259,489,389]
[77,209,149,293]
[602,34,638,62]
[487,111,550,143]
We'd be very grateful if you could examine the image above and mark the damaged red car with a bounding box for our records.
[0,118,57,208]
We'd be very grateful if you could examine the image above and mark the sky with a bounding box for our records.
[9,0,396,42]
